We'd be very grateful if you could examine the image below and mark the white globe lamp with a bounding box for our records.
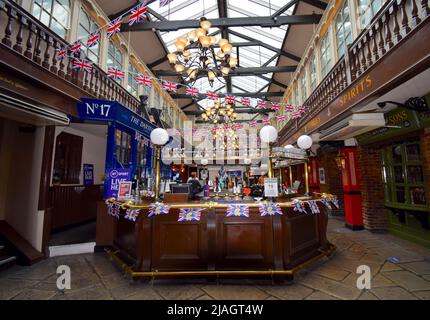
[297,135,313,150]
[259,125,278,143]
[150,128,169,146]
[201,159,208,166]
[284,144,294,149]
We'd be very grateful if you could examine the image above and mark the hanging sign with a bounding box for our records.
[104,168,131,198]
[83,164,94,186]
[264,178,279,197]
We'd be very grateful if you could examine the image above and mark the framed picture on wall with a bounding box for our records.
[319,168,326,184]
[118,181,132,199]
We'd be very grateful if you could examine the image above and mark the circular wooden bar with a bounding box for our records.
[97,198,335,282]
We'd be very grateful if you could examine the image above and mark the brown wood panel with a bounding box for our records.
[95,201,117,248]
[215,208,273,270]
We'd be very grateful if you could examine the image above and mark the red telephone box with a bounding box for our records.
[308,156,320,193]
[340,147,364,230]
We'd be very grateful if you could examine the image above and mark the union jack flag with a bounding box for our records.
[297,106,306,113]
[134,74,152,87]
[160,0,174,7]
[162,80,177,92]
[276,115,287,122]
[292,199,307,214]
[148,203,170,217]
[331,198,340,209]
[262,118,271,124]
[321,198,332,210]
[57,47,68,60]
[107,66,125,80]
[206,92,218,100]
[226,205,249,218]
[185,86,199,97]
[87,31,100,48]
[235,123,243,129]
[307,201,320,214]
[124,209,140,222]
[178,208,202,222]
[72,58,93,72]
[259,202,283,216]
[129,3,148,25]
[257,100,267,108]
[107,203,120,219]
[241,97,250,106]
[248,121,257,127]
[271,102,281,111]
[225,96,236,103]
[70,40,81,54]
[107,17,122,39]
[285,104,295,112]
[291,112,301,119]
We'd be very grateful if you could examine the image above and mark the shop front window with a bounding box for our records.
[382,141,427,207]
[32,0,70,39]
[115,129,132,168]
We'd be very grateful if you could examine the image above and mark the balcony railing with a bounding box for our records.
[282,0,430,139]
[0,0,141,113]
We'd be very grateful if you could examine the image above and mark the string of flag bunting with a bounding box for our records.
[106,196,340,223]
[55,1,307,123]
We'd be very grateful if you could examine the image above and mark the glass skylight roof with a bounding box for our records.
[148,0,296,110]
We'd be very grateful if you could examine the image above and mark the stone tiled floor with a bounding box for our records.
[2,217,430,300]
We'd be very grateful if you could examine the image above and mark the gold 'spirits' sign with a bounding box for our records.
[340,75,372,106]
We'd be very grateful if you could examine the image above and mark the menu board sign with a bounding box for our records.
[264,178,279,197]
[104,168,131,198]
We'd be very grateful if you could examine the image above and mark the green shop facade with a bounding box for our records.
[357,95,430,247]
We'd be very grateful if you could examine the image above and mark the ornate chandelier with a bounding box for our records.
[166,17,238,86]
[201,101,238,124]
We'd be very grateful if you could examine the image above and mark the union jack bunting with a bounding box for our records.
[225,96,236,103]
[160,0,174,7]
[321,198,332,210]
[257,100,267,108]
[124,209,140,222]
[262,118,271,124]
[185,86,199,97]
[307,200,320,214]
[271,102,281,111]
[259,202,283,217]
[285,104,295,112]
[226,205,250,218]
[129,3,148,25]
[72,58,93,72]
[248,121,257,127]
[292,199,307,214]
[206,92,218,100]
[291,111,301,119]
[298,106,306,113]
[87,32,100,48]
[70,40,81,54]
[107,203,120,219]
[57,47,68,60]
[148,203,170,217]
[331,198,340,209]
[241,97,250,106]
[107,66,125,80]
[235,123,243,129]
[162,80,177,92]
[276,115,287,122]
[107,17,122,39]
[178,208,203,222]
[134,74,152,87]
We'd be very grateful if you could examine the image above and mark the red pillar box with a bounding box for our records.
[340,147,364,230]
[308,156,320,193]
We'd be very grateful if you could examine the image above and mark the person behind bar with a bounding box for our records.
[188,172,203,200]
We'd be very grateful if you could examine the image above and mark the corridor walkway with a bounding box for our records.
[1,218,430,300]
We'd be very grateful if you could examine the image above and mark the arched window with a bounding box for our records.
[309,55,317,91]
[357,0,384,29]
[335,1,352,58]
[127,63,139,97]
[300,73,307,103]
[78,9,100,64]
[320,33,332,77]
[107,42,123,83]
[32,0,70,39]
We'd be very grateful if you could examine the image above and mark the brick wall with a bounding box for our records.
[358,145,387,232]
[317,148,344,216]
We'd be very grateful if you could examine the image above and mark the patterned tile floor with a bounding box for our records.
[1,217,430,300]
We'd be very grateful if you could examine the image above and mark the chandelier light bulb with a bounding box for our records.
[177,36,187,45]
[229,57,238,68]
[200,19,212,31]
[210,36,217,45]
[221,66,230,75]
[167,52,177,64]
[175,40,185,52]
[222,43,233,54]
[199,36,211,48]
[183,50,191,59]
[174,63,185,73]
[187,30,197,41]
[217,50,225,59]
[196,28,206,38]
[219,38,229,47]
[208,70,216,81]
